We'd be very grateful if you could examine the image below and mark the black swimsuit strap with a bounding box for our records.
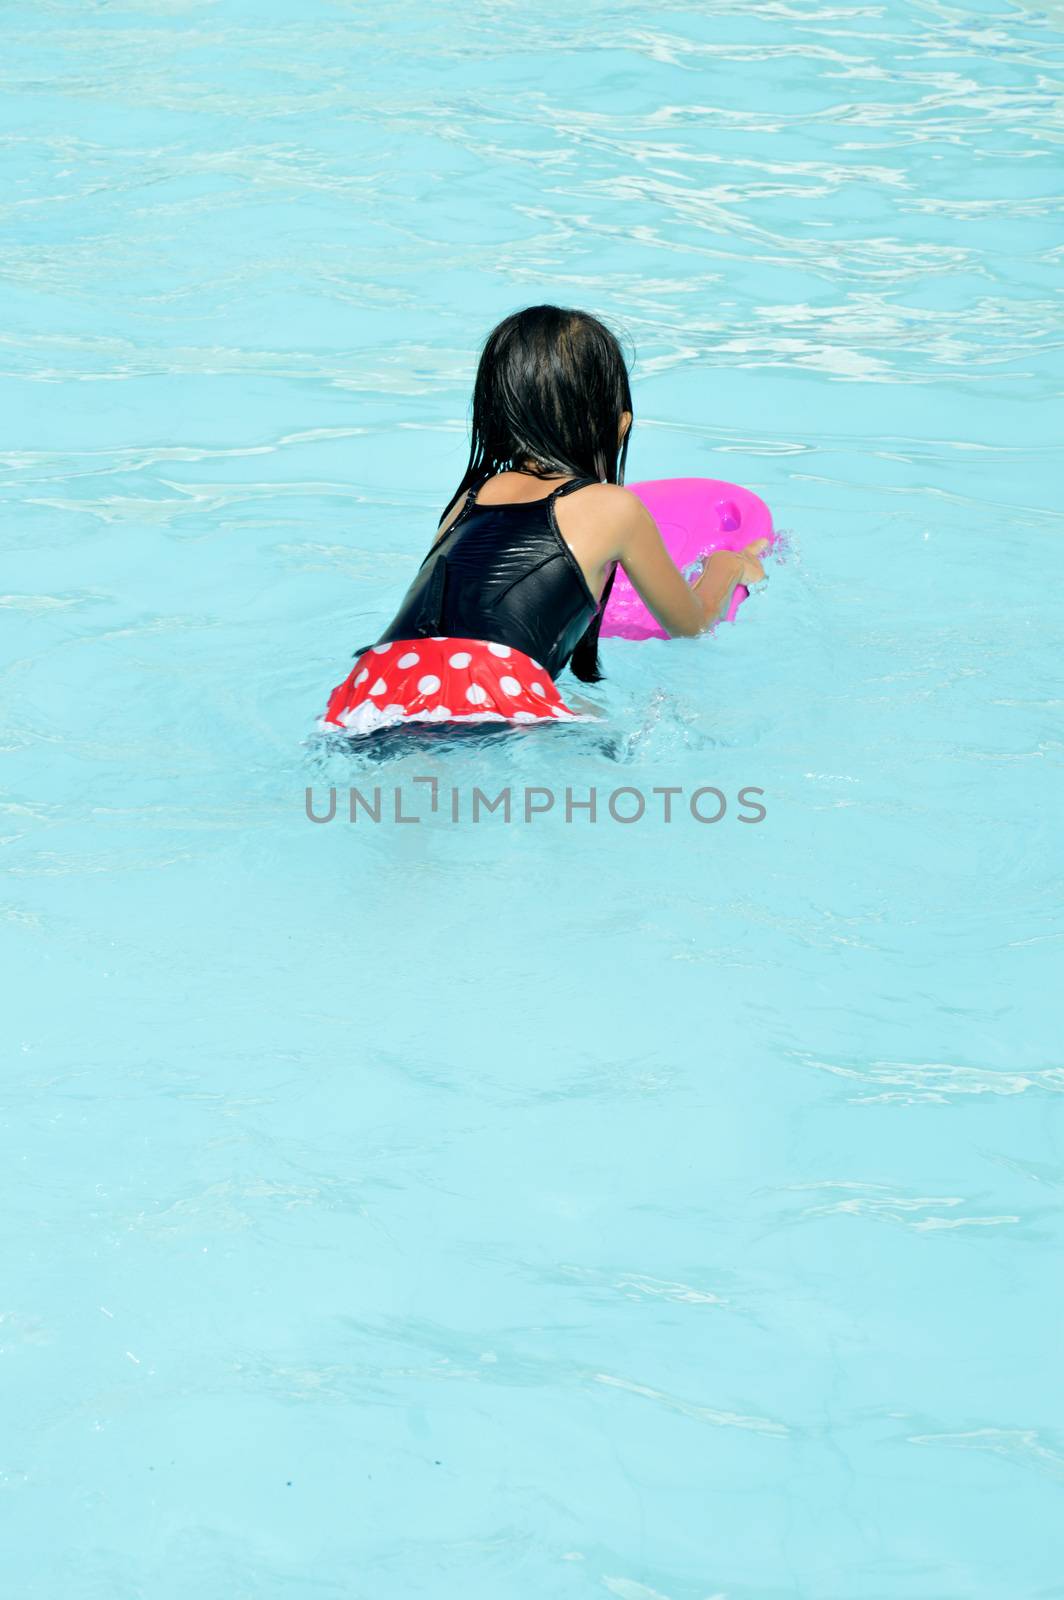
[434,481,480,542]
[550,479,616,620]
[551,475,599,501]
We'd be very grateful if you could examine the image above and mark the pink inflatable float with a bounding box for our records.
[602,477,775,641]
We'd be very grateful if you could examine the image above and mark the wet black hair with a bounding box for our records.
[440,305,633,683]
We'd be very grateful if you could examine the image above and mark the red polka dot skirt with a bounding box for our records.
[322,637,581,735]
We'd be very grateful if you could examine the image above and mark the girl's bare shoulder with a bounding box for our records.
[562,482,655,539]
[569,481,649,516]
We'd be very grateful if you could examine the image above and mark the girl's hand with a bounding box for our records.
[736,538,770,586]
[690,539,770,627]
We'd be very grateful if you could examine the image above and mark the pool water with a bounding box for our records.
[3,3,1063,1596]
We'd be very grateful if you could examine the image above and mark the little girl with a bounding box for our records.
[323,305,767,733]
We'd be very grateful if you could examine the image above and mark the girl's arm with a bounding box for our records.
[614,492,767,636]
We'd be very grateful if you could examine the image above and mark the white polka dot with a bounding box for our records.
[397,650,420,669]
[465,683,488,705]
[530,681,545,697]
[430,636,445,641]
[369,678,388,696]
[355,668,369,686]
[371,643,391,655]
[499,675,522,697]
[512,711,537,723]
[487,642,511,657]
[449,651,472,669]
[417,673,441,695]
[550,706,574,719]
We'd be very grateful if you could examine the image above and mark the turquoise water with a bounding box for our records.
[3,3,1064,1595]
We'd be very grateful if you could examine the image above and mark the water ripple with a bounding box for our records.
[797,1052,1064,1103]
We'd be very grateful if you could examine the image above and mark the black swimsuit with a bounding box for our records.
[322,476,613,734]
[366,475,606,679]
